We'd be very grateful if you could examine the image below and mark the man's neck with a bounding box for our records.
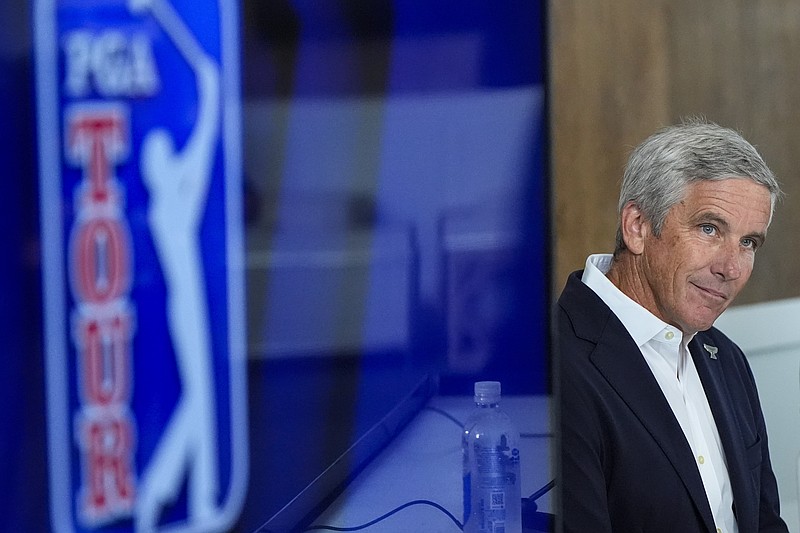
[606,253,661,327]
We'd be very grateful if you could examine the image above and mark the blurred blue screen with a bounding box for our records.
[239,0,549,529]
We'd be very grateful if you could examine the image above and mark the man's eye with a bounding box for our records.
[742,238,757,250]
[700,224,716,235]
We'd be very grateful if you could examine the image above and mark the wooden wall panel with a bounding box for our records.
[550,0,800,305]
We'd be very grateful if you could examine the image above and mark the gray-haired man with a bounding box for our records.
[558,120,788,533]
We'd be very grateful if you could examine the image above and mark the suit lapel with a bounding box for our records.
[690,335,756,532]
[588,326,717,532]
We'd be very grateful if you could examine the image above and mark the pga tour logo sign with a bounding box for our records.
[34,0,248,531]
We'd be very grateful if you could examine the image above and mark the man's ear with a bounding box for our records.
[620,201,649,255]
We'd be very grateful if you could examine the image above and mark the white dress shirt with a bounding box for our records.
[581,254,737,533]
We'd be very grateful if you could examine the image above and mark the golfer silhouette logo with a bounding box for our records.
[128,0,221,530]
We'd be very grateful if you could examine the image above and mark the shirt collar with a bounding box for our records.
[581,254,696,348]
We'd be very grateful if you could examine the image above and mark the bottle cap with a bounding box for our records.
[474,381,501,404]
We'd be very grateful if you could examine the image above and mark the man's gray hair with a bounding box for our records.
[614,118,782,255]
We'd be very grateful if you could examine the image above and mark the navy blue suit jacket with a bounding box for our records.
[557,271,788,533]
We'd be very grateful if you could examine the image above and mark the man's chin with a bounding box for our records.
[682,300,730,332]
[692,314,723,333]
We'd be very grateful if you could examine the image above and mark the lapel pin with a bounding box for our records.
[703,343,718,359]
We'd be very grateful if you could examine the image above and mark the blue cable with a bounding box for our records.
[304,499,464,531]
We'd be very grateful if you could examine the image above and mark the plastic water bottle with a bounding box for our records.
[462,381,521,533]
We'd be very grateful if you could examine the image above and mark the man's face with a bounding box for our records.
[638,178,772,333]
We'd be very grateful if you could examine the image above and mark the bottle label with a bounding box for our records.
[489,489,506,510]
[464,443,520,532]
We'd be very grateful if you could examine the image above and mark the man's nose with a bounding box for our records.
[713,242,743,281]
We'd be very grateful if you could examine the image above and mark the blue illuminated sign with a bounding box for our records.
[34,0,247,531]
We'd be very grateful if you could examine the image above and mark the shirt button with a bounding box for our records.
[717,529,722,533]
[698,455,705,465]
[665,331,675,340]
